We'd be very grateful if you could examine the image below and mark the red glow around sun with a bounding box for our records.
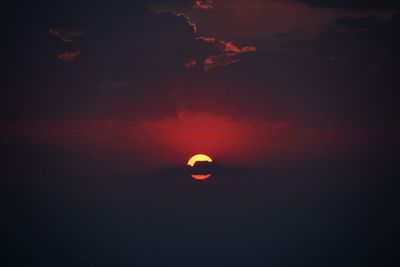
[2,111,364,172]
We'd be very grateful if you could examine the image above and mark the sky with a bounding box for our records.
[1,1,399,266]
[2,0,399,169]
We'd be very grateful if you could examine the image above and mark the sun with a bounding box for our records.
[187,154,213,181]
[191,174,211,180]
[187,154,213,167]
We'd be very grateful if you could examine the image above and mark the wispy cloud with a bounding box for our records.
[194,0,213,10]
[57,50,80,62]
[49,28,85,42]
[189,36,256,71]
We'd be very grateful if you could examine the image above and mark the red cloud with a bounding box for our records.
[197,36,216,43]
[50,28,84,62]
[57,51,80,62]
[189,36,256,71]
[184,59,198,68]
[176,13,198,32]
[223,41,256,54]
[194,0,213,10]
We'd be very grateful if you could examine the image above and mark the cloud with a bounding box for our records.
[1,3,201,122]
[334,16,385,29]
[57,50,80,62]
[1,1,398,132]
[49,28,85,42]
[188,36,256,70]
[194,0,213,10]
[184,59,198,67]
[49,28,84,62]
[295,0,400,9]
[159,11,256,71]
[176,13,197,32]
[151,0,394,45]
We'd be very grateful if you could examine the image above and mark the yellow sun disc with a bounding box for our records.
[187,154,213,167]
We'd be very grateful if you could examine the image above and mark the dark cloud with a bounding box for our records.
[296,0,400,9]
[49,28,85,42]
[1,1,399,131]
[1,0,260,122]
[172,11,400,127]
[334,16,385,29]
[0,1,201,121]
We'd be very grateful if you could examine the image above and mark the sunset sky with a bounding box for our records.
[1,1,399,266]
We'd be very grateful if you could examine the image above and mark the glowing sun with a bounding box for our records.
[191,174,211,180]
[187,154,213,181]
[187,154,213,167]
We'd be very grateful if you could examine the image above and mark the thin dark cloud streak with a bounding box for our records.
[295,0,400,9]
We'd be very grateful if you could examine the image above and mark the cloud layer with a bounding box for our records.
[1,1,399,166]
